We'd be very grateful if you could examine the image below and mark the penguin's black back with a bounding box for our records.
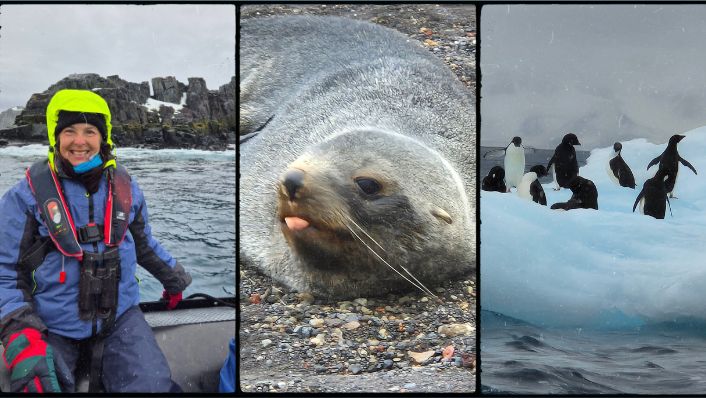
[530,179,547,205]
[552,142,579,188]
[640,176,668,219]
[609,153,636,189]
[482,166,507,192]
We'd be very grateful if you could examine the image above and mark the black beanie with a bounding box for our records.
[54,111,107,140]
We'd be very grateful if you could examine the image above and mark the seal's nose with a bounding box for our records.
[282,169,305,199]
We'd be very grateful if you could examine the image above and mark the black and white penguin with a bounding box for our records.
[482,166,507,193]
[547,133,581,190]
[633,168,672,219]
[517,165,547,205]
[503,136,526,191]
[607,142,636,189]
[550,175,598,211]
[646,134,697,198]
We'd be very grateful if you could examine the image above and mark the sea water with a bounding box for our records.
[481,129,706,393]
[0,144,235,302]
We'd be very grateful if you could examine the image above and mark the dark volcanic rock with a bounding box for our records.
[152,76,186,104]
[2,73,235,150]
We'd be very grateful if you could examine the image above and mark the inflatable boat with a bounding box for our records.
[0,294,235,392]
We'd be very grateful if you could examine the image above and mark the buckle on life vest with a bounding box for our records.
[78,224,103,244]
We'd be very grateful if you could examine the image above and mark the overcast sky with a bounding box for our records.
[0,4,235,111]
[482,4,706,150]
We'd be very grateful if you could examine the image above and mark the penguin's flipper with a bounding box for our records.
[679,156,698,175]
[633,190,645,213]
[483,148,506,159]
[547,154,556,170]
[646,155,661,170]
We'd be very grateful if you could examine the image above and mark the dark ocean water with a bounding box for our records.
[480,145,706,394]
[0,145,235,302]
[481,311,706,394]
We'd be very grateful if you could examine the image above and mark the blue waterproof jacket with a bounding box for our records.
[0,165,191,340]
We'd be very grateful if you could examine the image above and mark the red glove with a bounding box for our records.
[2,328,61,392]
[162,290,183,310]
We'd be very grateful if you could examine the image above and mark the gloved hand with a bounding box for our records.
[2,328,61,393]
[162,290,183,310]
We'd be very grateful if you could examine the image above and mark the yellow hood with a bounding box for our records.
[45,89,114,170]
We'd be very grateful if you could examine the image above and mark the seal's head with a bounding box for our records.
[276,129,473,298]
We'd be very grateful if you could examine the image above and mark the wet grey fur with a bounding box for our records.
[240,16,476,298]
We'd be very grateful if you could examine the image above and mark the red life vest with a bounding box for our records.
[25,161,132,262]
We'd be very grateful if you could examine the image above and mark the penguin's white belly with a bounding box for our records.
[670,168,680,195]
[516,172,536,201]
[504,147,525,189]
[551,164,559,190]
[607,155,620,186]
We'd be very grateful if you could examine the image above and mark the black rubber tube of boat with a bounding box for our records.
[139,293,236,312]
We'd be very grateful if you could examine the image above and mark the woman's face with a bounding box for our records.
[57,123,102,166]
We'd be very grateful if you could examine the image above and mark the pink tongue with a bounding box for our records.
[285,217,310,231]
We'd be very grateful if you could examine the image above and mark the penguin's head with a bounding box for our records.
[562,133,581,146]
[529,164,547,177]
[613,142,622,152]
[669,134,686,145]
[489,165,505,180]
[511,136,522,147]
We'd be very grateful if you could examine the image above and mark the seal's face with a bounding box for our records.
[276,129,473,298]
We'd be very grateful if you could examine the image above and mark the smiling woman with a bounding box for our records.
[57,123,101,165]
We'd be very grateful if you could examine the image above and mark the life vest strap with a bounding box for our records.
[26,161,132,257]
[26,162,82,260]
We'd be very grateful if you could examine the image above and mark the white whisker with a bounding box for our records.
[345,224,439,300]
[343,214,386,253]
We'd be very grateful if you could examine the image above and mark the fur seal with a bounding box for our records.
[482,166,507,193]
[548,133,581,190]
[633,168,672,219]
[239,16,475,299]
[646,134,697,198]
[517,165,547,205]
[550,176,598,211]
[503,136,525,191]
[608,142,636,189]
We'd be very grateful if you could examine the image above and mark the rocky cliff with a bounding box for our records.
[1,74,235,150]
[0,107,23,129]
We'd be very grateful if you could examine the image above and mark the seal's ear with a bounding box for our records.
[431,207,453,224]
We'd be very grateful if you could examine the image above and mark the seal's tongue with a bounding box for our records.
[285,216,310,231]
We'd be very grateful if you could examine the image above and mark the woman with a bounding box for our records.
[0,89,191,392]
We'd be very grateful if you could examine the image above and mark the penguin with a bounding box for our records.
[517,165,547,205]
[547,133,581,190]
[646,134,697,198]
[633,168,672,219]
[482,166,507,193]
[550,176,598,211]
[503,136,526,191]
[607,142,636,189]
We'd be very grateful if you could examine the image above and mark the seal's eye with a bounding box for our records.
[355,177,382,195]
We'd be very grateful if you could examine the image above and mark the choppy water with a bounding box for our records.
[0,144,235,301]
[481,311,706,394]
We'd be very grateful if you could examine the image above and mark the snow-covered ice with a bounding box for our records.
[482,126,706,329]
